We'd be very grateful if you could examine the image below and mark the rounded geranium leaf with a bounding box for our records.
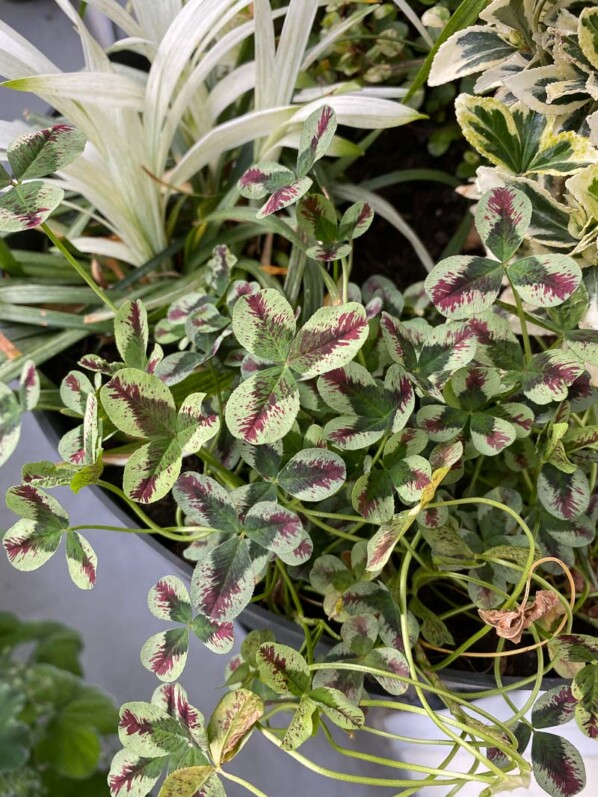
[190,537,253,623]
[338,201,374,241]
[238,162,296,199]
[278,449,345,501]
[226,367,299,444]
[296,194,338,242]
[0,181,64,232]
[296,104,337,177]
[424,256,503,320]
[244,501,306,554]
[8,124,85,179]
[141,629,189,683]
[207,688,263,766]
[531,732,585,797]
[475,186,532,262]
[173,472,238,535]
[257,177,313,218]
[522,352,583,405]
[538,464,590,521]
[508,255,582,308]
[232,289,296,362]
[101,369,176,438]
[352,469,395,524]
[470,412,516,456]
[288,303,368,378]
[148,576,192,623]
[108,750,164,797]
[65,531,97,589]
[0,383,21,468]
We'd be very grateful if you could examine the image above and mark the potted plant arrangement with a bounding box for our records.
[1,1,598,796]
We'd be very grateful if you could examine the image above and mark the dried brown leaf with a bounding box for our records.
[479,590,559,644]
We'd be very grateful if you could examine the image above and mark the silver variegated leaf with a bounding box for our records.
[190,537,253,623]
[475,186,531,262]
[278,449,346,501]
[7,124,85,180]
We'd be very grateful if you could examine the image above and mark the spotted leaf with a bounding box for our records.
[296,194,338,243]
[108,750,164,797]
[207,688,263,766]
[281,696,317,751]
[257,177,313,218]
[532,685,577,730]
[367,509,418,571]
[0,181,64,232]
[531,732,585,797]
[244,502,311,563]
[362,648,410,696]
[225,366,299,444]
[425,256,503,319]
[232,289,295,362]
[296,105,337,177]
[65,531,97,590]
[115,300,148,370]
[288,303,368,378]
[278,449,346,501]
[537,465,590,521]
[7,124,85,180]
[173,473,239,536]
[190,537,253,623]
[0,383,21,468]
[475,186,532,262]
[238,162,296,199]
[508,256,582,308]
[309,686,364,729]
[470,412,517,456]
[522,352,583,405]
[256,642,310,697]
[158,766,217,797]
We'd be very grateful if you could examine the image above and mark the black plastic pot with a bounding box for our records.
[36,411,566,706]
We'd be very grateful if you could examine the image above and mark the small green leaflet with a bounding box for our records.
[207,688,263,765]
[7,124,86,180]
[531,732,586,797]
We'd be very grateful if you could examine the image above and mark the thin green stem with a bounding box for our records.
[41,223,118,313]
[220,771,269,797]
[97,480,161,532]
[506,278,532,364]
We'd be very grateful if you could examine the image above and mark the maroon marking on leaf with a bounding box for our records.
[154,579,180,615]
[292,309,366,365]
[509,411,532,432]
[23,365,37,389]
[176,690,201,732]
[109,760,149,796]
[239,167,270,188]
[314,106,334,147]
[412,468,432,490]
[130,473,160,504]
[4,535,33,562]
[465,369,486,392]
[260,184,301,216]
[120,709,153,736]
[291,537,313,560]
[81,550,97,587]
[485,427,512,451]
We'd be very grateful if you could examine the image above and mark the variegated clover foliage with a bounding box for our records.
[429,0,598,260]
[4,184,598,796]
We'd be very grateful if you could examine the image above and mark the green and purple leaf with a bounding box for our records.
[123,438,182,504]
[362,648,410,696]
[532,685,577,730]
[238,440,282,479]
[417,405,466,442]
[296,194,338,243]
[470,412,517,456]
[352,468,395,524]
[190,537,253,623]
[288,303,368,378]
[192,615,235,655]
[380,312,417,369]
[232,289,295,362]
[522,353,584,405]
[418,322,478,381]
[148,576,192,623]
[257,177,313,219]
[537,464,590,521]
[60,370,94,416]
[141,629,189,683]
[101,369,176,439]
[0,383,21,468]
[256,642,310,697]
[65,530,97,590]
[296,105,337,177]
[115,299,148,369]
[531,732,586,797]
[309,686,364,729]
[176,393,219,455]
[157,767,217,797]
[508,256,582,308]
[152,682,207,750]
[207,688,263,765]
[475,186,532,262]
[108,750,164,797]
[424,256,503,319]
[550,635,598,664]
[566,330,598,367]
[278,449,345,501]
[238,162,296,199]
[0,181,64,232]
[3,518,62,572]
[306,241,352,262]
[19,359,40,412]
[7,124,85,180]
[244,502,311,562]
[573,663,598,739]
[389,455,433,502]
[366,509,418,571]
[225,367,299,444]
[338,201,374,241]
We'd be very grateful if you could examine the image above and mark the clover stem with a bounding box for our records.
[97,479,162,532]
[276,560,314,662]
[340,256,349,304]
[41,222,118,313]
[220,771,269,797]
[506,279,532,364]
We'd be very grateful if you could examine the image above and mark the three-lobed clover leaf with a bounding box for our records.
[238,105,337,219]
[2,485,97,589]
[100,369,219,503]
[141,575,234,682]
[0,359,40,468]
[226,288,368,444]
[173,472,312,634]
[0,124,86,233]
[296,193,374,261]
[425,186,582,321]
[255,642,364,750]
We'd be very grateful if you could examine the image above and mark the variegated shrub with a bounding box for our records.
[4,181,598,797]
